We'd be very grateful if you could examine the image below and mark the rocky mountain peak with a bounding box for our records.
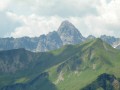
[57,20,85,45]
[59,20,74,28]
[36,31,63,52]
[58,20,80,34]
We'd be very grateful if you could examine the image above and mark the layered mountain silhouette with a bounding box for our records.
[0,20,120,90]
[0,21,85,52]
[0,38,120,90]
[100,35,120,48]
[0,20,119,52]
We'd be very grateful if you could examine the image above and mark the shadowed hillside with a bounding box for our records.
[0,38,120,90]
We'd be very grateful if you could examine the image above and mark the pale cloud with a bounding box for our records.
[0,0,120,38]
[7,12,64,37]
[97,0,120,25]
[72,0,120,37]
[0,11,21,37]
[0,0,10,11]
[7,0,98,17]
[87,0,120,37]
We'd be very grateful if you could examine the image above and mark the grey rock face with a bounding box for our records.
[100,35,119,45]
[86,35,120,49]
[0,37,39,51]
[100,35,120,49]
[57,20,85,45]
[36,31,63,52]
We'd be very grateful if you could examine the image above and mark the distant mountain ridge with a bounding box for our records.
[100,35,120,49]
[0,20,85,52]
[0,21,120,52]
[36,31,63,52]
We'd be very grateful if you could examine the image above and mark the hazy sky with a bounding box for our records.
[0,0,120,38]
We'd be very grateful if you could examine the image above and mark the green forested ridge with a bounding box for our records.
[0,38,120,90]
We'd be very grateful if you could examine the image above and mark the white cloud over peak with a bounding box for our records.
[0,0,120,38]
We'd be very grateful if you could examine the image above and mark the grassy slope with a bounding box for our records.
[47,39,120,90]
[0,38,120,90]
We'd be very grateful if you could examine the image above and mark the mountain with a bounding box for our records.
[0,37,39,51]
[87,34,120,50]
[36,31,63,52]
[0,21,120,52]
[82,73,120,90]
[58,20,85,45]
[0,21,85,52]
[0,38,120,90]
[0,48,35,73]
[100,35,120,49]
[0,72,57,90]
[100,35,118,45]
[0,48,59,90]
